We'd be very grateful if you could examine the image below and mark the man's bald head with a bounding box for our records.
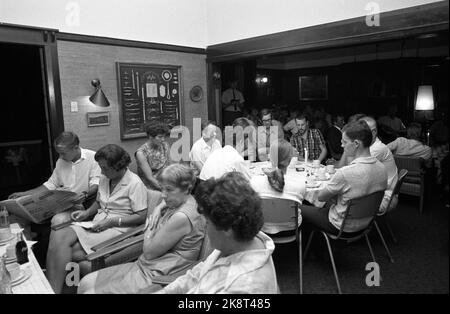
[359,116,377,143]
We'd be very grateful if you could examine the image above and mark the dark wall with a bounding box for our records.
[255,57,449,124]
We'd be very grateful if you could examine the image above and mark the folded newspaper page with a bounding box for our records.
[0,190,84,224]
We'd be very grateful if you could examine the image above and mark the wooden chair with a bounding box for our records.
[260,197,302,294]
[393,156,426,214]
[303,191,384,294]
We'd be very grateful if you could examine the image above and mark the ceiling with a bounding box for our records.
[256,31,449,70]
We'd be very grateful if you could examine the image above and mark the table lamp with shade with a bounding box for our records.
[414,84,435,145]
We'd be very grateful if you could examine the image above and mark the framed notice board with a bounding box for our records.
[116,62,182,139]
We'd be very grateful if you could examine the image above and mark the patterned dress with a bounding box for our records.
[90,195,206,294]
[136,141,171,188]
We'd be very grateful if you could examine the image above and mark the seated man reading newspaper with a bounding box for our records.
[4,132,100,236]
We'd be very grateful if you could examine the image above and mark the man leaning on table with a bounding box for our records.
[8,131,101,233]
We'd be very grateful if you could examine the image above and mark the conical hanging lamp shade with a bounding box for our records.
[89,79,110,107]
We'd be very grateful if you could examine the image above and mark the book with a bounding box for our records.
[0,190,84,224]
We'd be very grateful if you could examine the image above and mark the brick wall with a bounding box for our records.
[57,40,207,171]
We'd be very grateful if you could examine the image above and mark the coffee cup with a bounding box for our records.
[6,262,21,280]
[313,159,320,167]
[6,244,16,259]
[326,165,335,173]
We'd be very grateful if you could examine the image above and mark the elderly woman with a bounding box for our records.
[78,163,206,294]
[250,139,305,233]
[157,171,279,294]
[136,121,171,190]
[46,144,148,293]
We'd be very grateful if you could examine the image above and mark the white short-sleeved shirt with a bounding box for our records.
[370,138,398,190]
[387,137,432,160]
[199,146,251,181]
[326,156,387,232]
[189,138,222,171]
[95,169,148,222]
[43,148,101,195]
[251,174,305,233]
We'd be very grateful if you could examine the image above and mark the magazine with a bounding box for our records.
[0,190,84,224]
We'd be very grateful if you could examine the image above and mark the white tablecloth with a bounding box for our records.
[0,223,54,294]
[247,161,333,207]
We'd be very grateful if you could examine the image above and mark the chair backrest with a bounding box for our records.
[394,155,424,176]
[392,169,408,196]
[260,197,299,227]
[339,191,385,236]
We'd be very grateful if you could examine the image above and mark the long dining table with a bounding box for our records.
[246,160,335,207]
[0,223,54,294]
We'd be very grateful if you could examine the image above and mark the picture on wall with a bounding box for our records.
[299,75,328,100]
[87,111,110,127]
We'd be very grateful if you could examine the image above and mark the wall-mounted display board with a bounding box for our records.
[116,62,182,139]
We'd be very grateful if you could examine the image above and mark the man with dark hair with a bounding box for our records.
[300,120,387,234]
[9,131,101,229]
[326,114,345,160]
[290,114,327,162]
[189,120,221,173]
[257,109,284,161]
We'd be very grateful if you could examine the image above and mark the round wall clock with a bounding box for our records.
[189,85,203,102]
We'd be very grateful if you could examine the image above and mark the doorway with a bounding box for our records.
[0,43,53,199]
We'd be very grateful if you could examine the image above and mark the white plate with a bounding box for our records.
[5,256,17,264]
[11,270,31,286]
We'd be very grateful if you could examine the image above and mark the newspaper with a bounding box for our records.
[0,190,84,224]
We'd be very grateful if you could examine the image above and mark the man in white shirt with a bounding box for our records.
[9,131,101,227]
[189,121,222,174]
[360,116,399,213]
[387,122,432,161]
[222,80,245,126]
[199,145,251,181]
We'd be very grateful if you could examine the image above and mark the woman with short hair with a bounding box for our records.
[136,121,172,190]
[78,163,206,294]
[46,144,148,293]
[158,172,279,294]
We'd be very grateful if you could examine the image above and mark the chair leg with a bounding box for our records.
[374,222,394,263]
[303,230,315,262]
[321,232,341,294]
[384,215,397,244]
[364,234,377,264]
[298,229,303,294]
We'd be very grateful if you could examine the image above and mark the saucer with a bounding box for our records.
[0,234,14,245]
[306,182,321,188]
[11,270,31,286]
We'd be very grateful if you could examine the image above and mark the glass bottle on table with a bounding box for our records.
[15,232,29,265]
[0,256,12,294]
[0,206,10,229]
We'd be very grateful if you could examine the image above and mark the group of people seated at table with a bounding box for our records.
[6,101,448,293]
